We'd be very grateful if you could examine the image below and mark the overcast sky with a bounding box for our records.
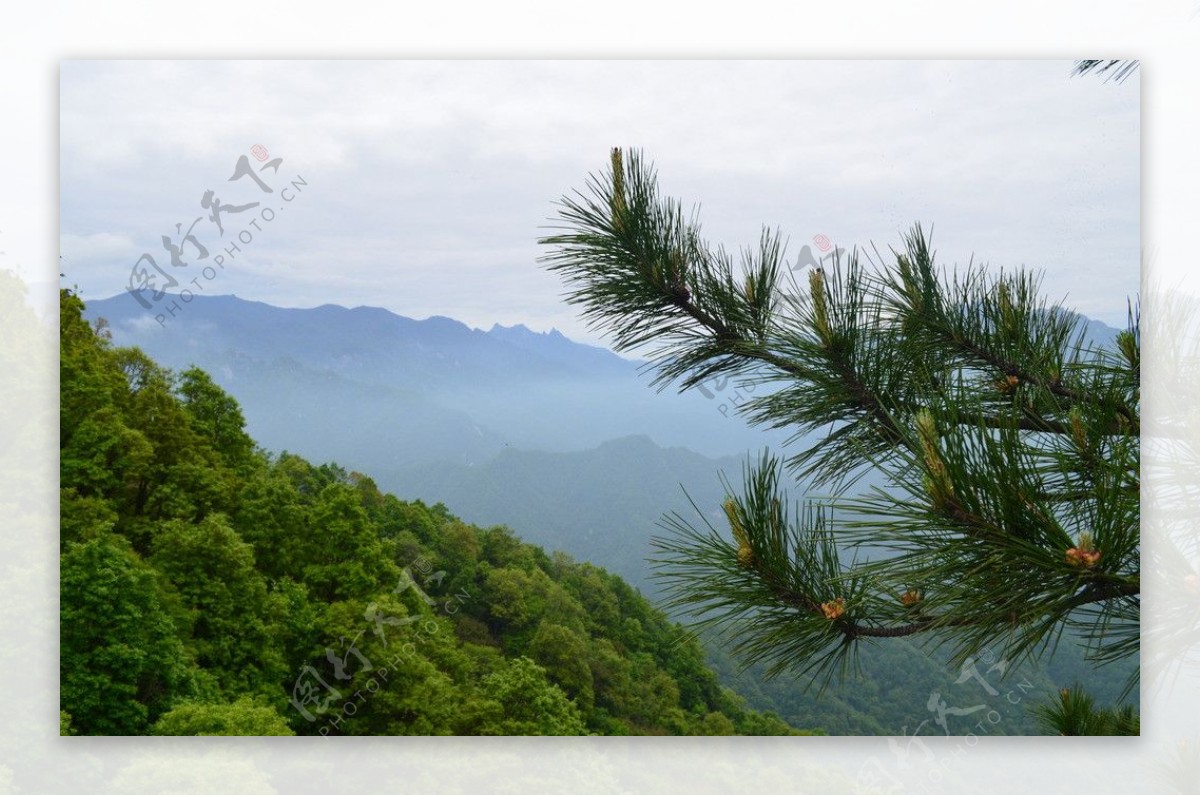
[60,60,1139,347]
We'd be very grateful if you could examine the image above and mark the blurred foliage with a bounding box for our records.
[1032,685,1139,735]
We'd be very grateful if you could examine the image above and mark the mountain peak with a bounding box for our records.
[598,434,658,452]
[489,322,534,335]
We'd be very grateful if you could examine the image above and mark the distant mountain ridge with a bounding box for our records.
[84,290,1127,500]
[84,292,782,474]
[90,293,634,388]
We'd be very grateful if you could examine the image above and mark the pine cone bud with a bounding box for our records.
[916,411,955,510]
[994,374,1020,394]
[809,268,830,343]
[724,499,755,570]
[820,597,846,620]
[610,147,627,228]
[1065,533,1101,567]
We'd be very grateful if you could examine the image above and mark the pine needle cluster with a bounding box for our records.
[539,149,1139,699]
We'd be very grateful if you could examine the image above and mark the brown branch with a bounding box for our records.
[671,288,1099,446]
[753,558,1137,644]
[948,333,1139,435]
[670,292,911,448]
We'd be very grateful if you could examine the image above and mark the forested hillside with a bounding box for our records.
[60,290,810,736]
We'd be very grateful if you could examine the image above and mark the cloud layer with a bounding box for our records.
[60,60,1139,345]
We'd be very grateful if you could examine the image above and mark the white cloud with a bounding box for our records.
[60,60,1139,345]
[60,231,137,261]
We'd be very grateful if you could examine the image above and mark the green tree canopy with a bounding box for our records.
[61,534,196,734]
[176,366,256,469]
[477,656,588,736]
[150,514,283,696]
[151,697,295,736]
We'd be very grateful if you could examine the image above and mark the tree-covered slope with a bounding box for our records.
[60,289,811,736]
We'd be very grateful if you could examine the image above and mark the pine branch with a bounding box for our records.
[1072,60,1140,84]
[545,148,1140,689]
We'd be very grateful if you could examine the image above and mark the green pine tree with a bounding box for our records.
[539,148,1139,731]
